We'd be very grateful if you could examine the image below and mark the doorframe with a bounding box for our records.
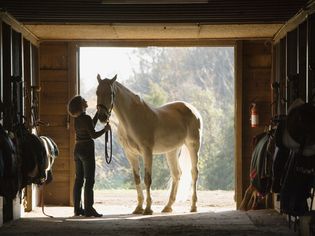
[73,40,241,206]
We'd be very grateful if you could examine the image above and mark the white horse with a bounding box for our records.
[96,74,202,215]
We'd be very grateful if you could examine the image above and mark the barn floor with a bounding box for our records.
[0,190,299,235]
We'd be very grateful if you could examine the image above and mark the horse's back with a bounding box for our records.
[155,101,202,139]
[157,101,202,128]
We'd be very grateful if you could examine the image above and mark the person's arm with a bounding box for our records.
[92,112,99,127]
[85,115,105,139]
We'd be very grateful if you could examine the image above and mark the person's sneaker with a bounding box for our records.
[85,208,103,217]
[74,208,85,216]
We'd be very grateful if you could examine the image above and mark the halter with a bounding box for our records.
[97,88,115,122]
[97,86,115,164]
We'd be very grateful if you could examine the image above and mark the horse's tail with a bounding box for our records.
[170,103,202,202]
[176,145,192,201]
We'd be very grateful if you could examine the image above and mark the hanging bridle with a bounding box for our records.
[97,87,115,164]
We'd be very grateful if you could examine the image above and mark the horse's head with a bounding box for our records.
[96,74,117,123]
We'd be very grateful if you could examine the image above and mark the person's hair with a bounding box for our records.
[67,95,84,117]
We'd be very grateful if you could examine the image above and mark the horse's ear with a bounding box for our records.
[97,74,102,84]
[111,74,117,84]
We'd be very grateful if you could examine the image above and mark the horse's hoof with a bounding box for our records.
[190,206,197,212]
[143,208,153,215]
[162,206,172,213]
[132,206,144,214]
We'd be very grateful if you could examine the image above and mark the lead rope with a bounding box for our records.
[41,184,53,218]
[105,122,112,164]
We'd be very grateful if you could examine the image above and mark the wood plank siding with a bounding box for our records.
[39,42,77,205]
[237,40,272,208]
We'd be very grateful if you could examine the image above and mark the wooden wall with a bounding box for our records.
[268,11,315,211]
[39,42,77,205]
[273,13,315,111]
[235,40,272,208]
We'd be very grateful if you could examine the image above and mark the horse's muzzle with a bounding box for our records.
[98,112,109,123]
[97,104,110,122]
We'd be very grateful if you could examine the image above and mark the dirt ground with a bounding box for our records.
[93,189,236,213]
[0,190,299,236]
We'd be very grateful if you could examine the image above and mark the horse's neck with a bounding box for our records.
[113,82,150,123]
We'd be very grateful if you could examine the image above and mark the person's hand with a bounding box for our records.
[105,123,111,131]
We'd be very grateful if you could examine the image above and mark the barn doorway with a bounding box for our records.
[78,46,235,213]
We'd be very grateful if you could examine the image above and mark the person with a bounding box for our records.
[67,95,109,217]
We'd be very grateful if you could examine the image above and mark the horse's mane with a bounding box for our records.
[114,81,152,109]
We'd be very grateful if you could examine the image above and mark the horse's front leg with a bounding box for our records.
[143,150,153,215]
[127,154,144,214]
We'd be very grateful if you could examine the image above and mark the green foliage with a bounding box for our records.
[151,155,170,190]
[143,81,168,106]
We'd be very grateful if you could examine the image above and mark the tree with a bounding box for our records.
[128,47,235,190]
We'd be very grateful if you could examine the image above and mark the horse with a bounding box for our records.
[96,74,202,215]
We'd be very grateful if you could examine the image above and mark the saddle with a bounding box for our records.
[283,98,315,156]
[277,99,315,222]
[14,124,47,187]
[39,136,59,184]
[0,124,19,199]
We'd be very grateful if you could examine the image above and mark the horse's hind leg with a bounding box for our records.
[186,142,199,212]
[143,149,153,215]
[162,148,181,213]
[127,154,144,214]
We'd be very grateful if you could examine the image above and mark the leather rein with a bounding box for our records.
[97,90,115,165]
[105,121,112,164]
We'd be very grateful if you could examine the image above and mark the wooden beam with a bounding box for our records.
[274,1,315,43]
[235,41,243,209]
[68,42,78,206]
[0,12,39,46]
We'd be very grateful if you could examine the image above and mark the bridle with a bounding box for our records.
[97,86,115,122]
[97,86,115,164]
[97,104,113,122]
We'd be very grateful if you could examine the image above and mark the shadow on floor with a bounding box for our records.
[0,207,298,236]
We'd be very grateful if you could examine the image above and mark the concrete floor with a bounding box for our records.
[0,206,298,236]
[0,190,300,235]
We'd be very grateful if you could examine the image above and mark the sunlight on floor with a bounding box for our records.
[23,190,235,219]
[23,204,236,220]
